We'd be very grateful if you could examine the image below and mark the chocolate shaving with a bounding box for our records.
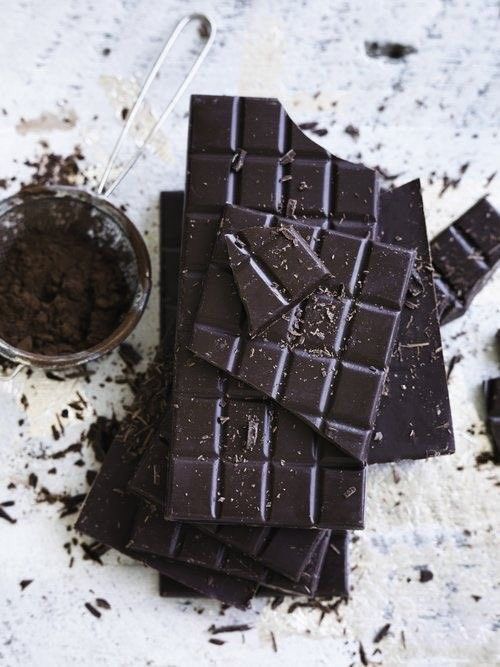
[279,149,296,165]
[119,342,142,368]
[446,354,463,381]
[208,623,252,635]
[95,598,111,610]
[285,198,297,217]
[84,602,101,619]
[231,148,247,172]
[0,507,16,524]
[373,623,391,643]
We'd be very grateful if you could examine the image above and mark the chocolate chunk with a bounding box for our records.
[190,203,415,461]
[369,180,454,462]
[168,96,369,529]
[432,199,500,324]
[484,377,500,463]
[226,225,330,336]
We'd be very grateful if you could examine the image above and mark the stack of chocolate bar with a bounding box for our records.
[77,95,499,608]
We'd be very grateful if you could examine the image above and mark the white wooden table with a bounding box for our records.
[1,1,499,665]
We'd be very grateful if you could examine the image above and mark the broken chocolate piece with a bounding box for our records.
[432,198,500,324]
[225,224,330,336]
[190,204,415,461]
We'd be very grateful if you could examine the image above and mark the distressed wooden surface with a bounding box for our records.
[0,1,499,665]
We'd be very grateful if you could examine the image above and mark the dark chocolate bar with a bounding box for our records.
[130,429,329,582]
[128,505,333,596]
[190,204,415,461]
[432,198,500,324]
[168,95,370,528]
[226,224,330,336]
[484,377,500,463]
[369,180,454,462]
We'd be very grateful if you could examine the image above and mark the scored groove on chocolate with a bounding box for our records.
[432,198,500,324]
[167,95,370,528]
[190,204,415,461]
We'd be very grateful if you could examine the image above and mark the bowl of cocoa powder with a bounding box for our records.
[0,186,151,370]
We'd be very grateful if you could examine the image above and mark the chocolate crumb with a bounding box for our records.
[84,602,101,619]
[359,641,368,666]
[270,595,284,609]
[0,507,16,524]
[286,198,297,217]
[365,41,417,60]
[279,149,296,165]
[373,623,391,643]
[299,121,318,131]
[344,125,360,140]
[231,149,247,172]
[86,415,120,462]
[119,342,142,368]
[446,354,463,381]
[475,451,493,465]
[50,442,82,460]
[311,127,328,137]
[81,541,110,564]
[208,623,252,635]
[419,568,434,583]
[208,638,225,646]
[19,579,33,590]
[95,598,111,610]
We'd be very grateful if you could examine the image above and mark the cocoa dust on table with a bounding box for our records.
[0,227,132,355]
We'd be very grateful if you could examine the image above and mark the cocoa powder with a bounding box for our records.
[0,227,132,355]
